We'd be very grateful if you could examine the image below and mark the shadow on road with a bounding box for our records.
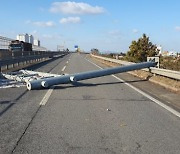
[0,89,28,117]
[54,79,147,90]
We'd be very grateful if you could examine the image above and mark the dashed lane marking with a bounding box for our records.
[39,86,54,106]
[62,66,66,72]
[39,63,67,106]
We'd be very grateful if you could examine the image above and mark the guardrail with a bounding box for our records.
[91,54,180,80]
[0,55,49,72]
[0,52,67,72]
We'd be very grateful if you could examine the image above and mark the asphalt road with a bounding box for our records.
[0,53,180,154]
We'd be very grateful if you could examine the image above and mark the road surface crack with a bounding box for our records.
[11,105,42,153]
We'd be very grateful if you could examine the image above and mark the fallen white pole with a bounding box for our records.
[26,61,156,90]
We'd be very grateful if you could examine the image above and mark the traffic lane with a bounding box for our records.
[0,54,70,153]
[13,54,180,154]
[0,55,70,115]
[0,88,47,154]
[0,86,26,114]
[115,72,180,111]
[0,53,71,114]
[51,54,71,74]
[13,77,180,154]
[89,56,180,111]
[28,53,71,74]
[63,53,100,74]
[0,54,70,118]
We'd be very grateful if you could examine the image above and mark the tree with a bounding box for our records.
[126,34,158,62]
[91,48,100,55]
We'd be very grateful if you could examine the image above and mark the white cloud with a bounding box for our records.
[108,30,120,35]
[33,21,56,27]
[107,30,122,40]
[42,34,54,39]
[50,1,105,15]
[42,34,62,39]
[26,20,56,27]
[175,26,180,31]
[108,30,122,37]
[60,17,81,24]
[132,29,139,33]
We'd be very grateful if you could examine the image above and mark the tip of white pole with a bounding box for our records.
[26,82,32,90]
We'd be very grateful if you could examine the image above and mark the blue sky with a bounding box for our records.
[0,0,180,52]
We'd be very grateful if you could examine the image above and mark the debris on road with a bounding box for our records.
[0,79,24,88]
[1,61,157,90]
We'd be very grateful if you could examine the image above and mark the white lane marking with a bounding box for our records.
[62,66,66,72]
[86,58,180,118]
[39,87,54,106]
[86,59,103,69]
[39,57,70,106]
[66,61,69,64]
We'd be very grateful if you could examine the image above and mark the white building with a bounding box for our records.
[17,34,42,46]
[16,34,29,43]
[34,39,40,46]
[28,35,34,44]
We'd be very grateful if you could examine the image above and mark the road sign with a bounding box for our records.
[74,45,78,48]
[147,57,159,68]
